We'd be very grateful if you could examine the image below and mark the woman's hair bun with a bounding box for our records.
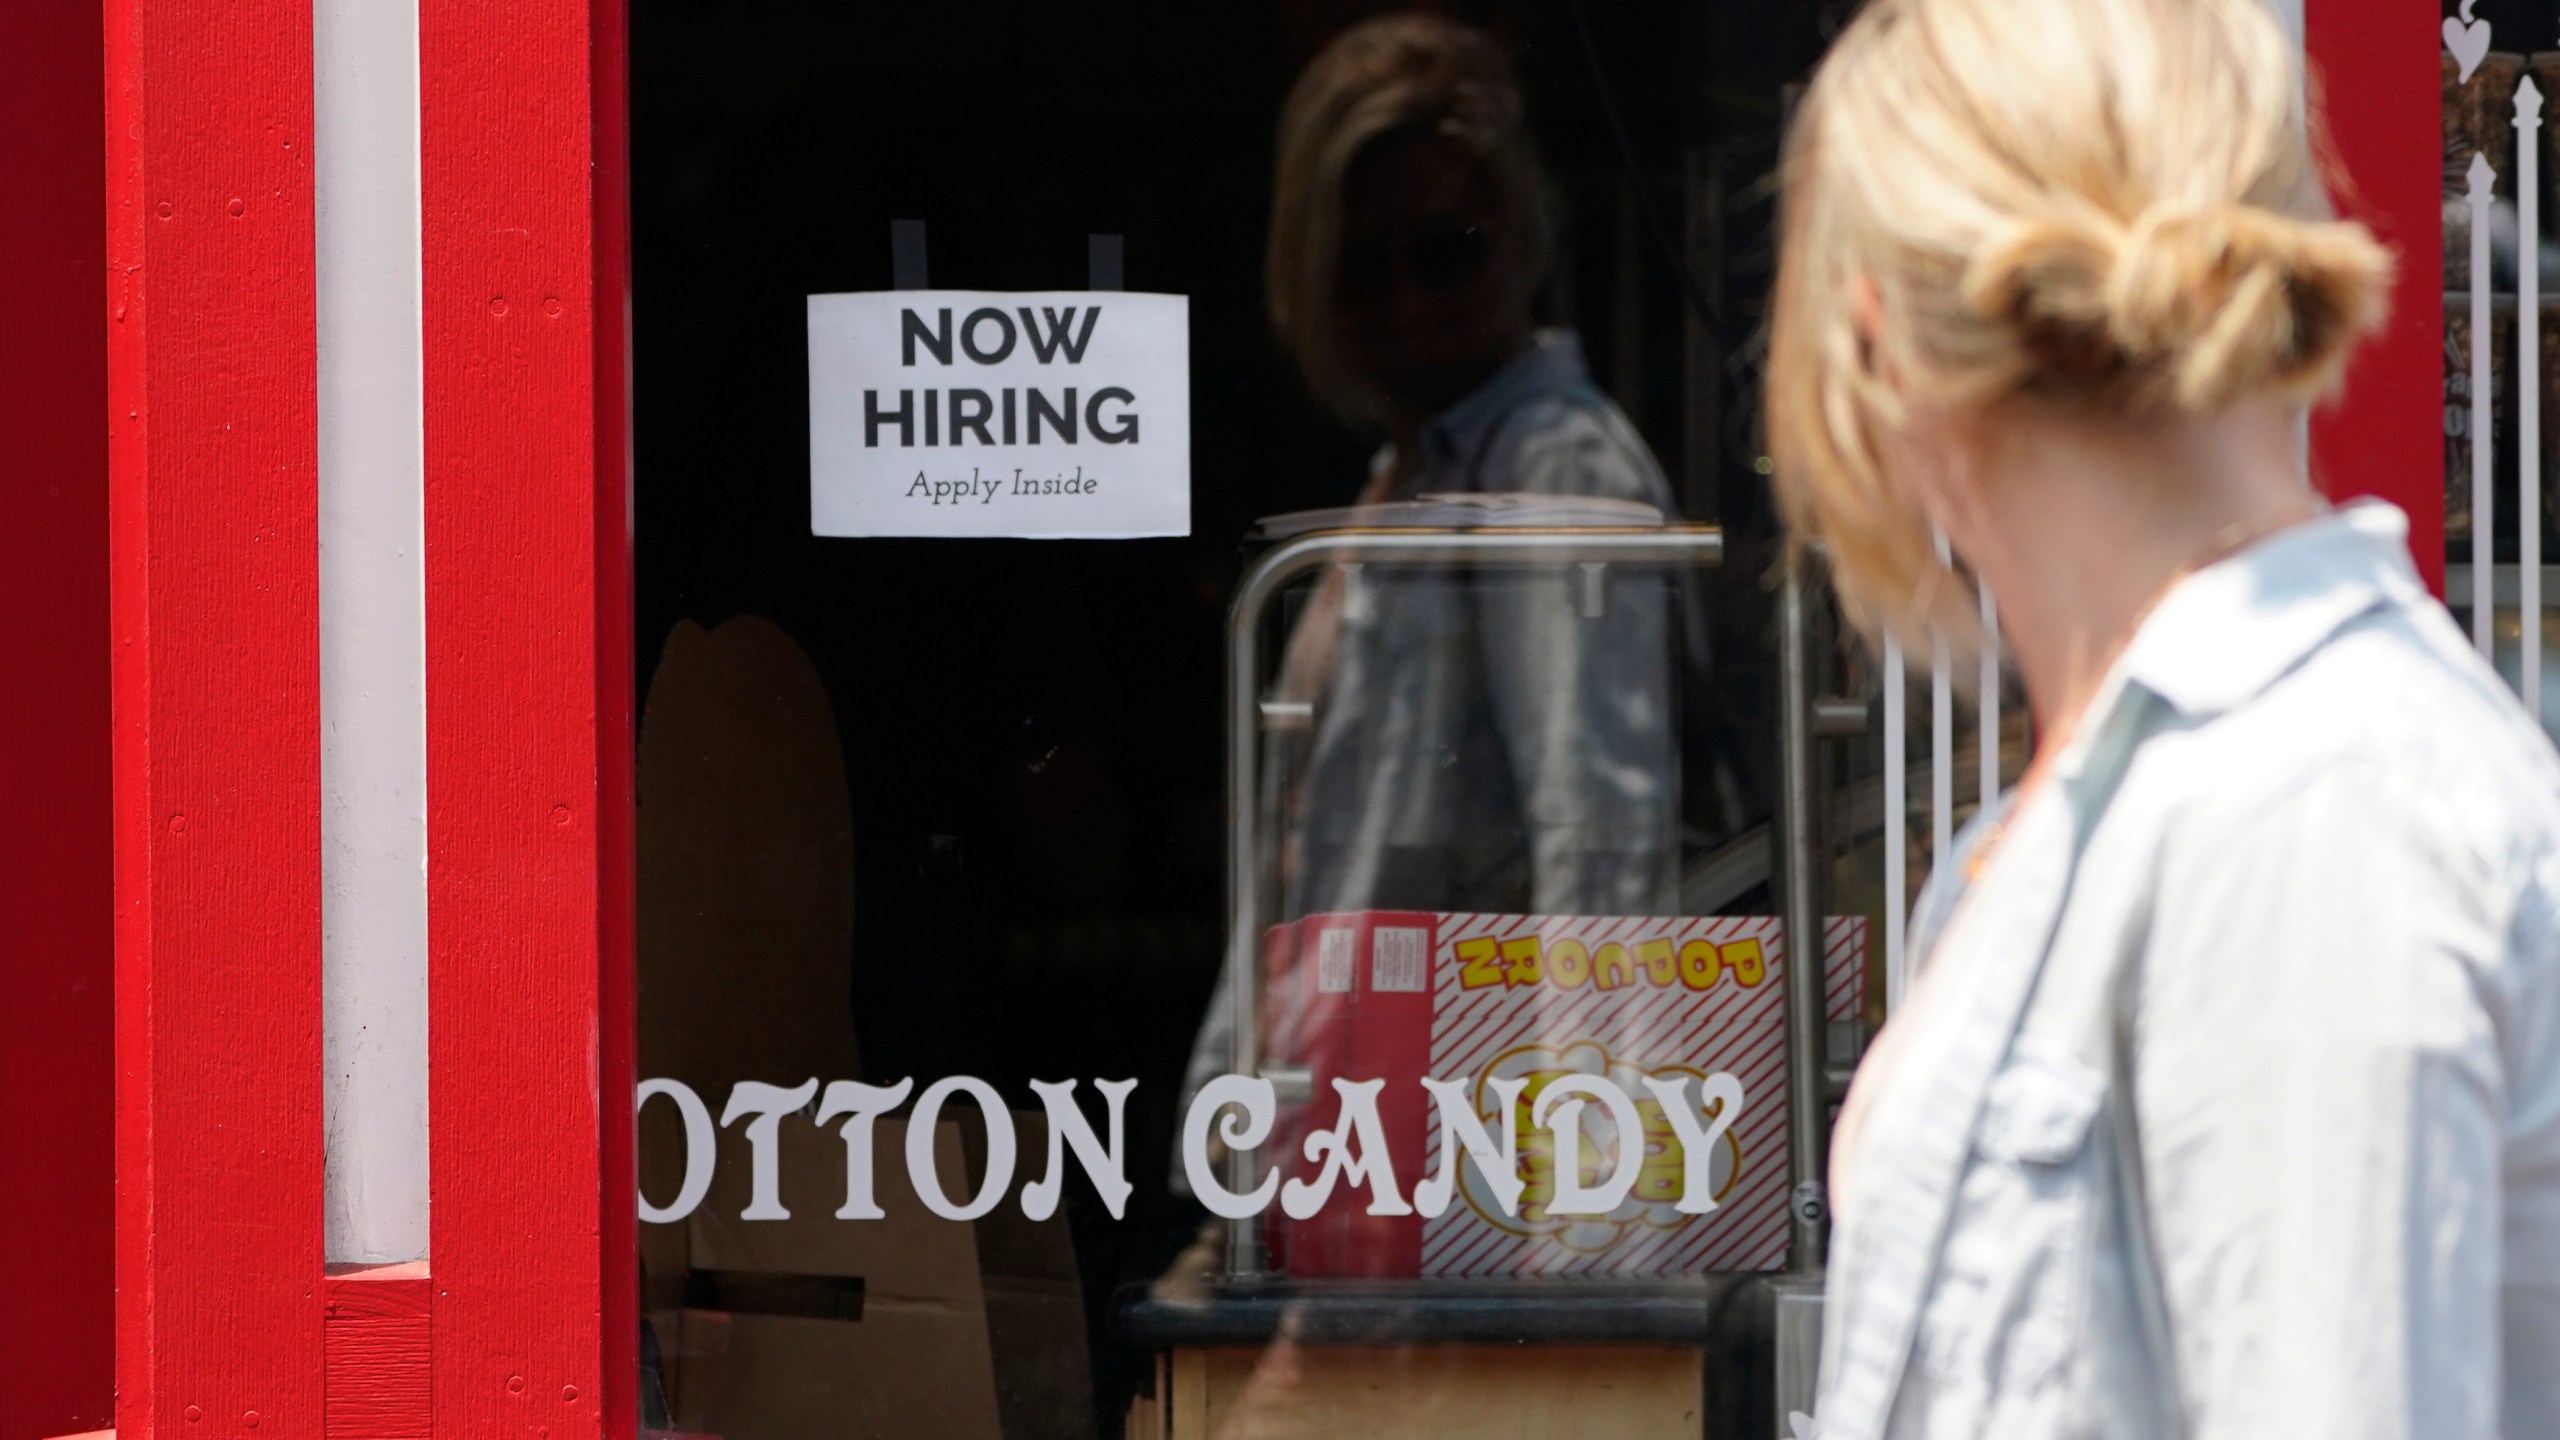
[1768,0,2400,652]
[1962,200,2392,413]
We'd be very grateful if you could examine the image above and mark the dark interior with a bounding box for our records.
[631,1,1849,1427]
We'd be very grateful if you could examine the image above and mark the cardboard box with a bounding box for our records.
[640,614,863,1325]
[667,1114,1001,1440]
[983,1275,1100,1440]
[659,1105,1095,1440]
[639,617,1095,1440]
[673,1304,1002,1440]
[682,1114,983,1303]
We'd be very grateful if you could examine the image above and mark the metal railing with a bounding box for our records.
[1221,525,1727,1279]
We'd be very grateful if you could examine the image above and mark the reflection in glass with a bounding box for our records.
[1170,17,1748,1300]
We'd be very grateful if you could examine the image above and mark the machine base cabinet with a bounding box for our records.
[1127,1346,1703,1440]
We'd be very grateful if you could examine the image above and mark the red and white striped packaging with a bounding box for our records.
[1262,912,1867,1279]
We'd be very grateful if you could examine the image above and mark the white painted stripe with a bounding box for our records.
[316,0,427,1265]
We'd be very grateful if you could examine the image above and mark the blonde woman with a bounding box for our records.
[1772,2,2560,1437]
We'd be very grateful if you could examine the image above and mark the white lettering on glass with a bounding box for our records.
[637,1070,1748,1225]
[907,1076,1016,1221]
[1531,1074,1646,1216]
[1280,1078,1413,1220]
[1021,1078,1138,1221]
[636,1078,716,1224]
[722,1078,821,1221]
[1411,1076,1528,1219]
[1641,1073,1747,1214]
[815,1077,914,1220]
[1181,1074,1280,1219]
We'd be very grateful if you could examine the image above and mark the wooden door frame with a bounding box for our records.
[86,0,633,1434]
[417,0,636,1431]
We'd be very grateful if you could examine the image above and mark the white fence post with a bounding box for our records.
[1979,586,2000,815]
[2519,78,2545,719]
[2470,151,2497,659]
[1883,633,1906,1008]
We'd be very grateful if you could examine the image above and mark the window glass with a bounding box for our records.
[628,6,1871,1437]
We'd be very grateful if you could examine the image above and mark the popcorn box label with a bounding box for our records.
[1264,912,1867,1279]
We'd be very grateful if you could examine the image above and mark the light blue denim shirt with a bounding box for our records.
[1285,329,1684,920]
[1815,502,2560,1440]
[1177,330,1686,1139]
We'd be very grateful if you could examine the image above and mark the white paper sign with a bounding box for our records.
[807,289,1191,538]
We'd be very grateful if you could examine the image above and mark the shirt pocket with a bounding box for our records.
[1913,1049,2109,1395]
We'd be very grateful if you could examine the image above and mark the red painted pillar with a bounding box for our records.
[419,0,636,1431]
[2306,0,2447,595]
[104,0,329,1432]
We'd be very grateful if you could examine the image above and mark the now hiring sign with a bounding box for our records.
[807,289,1192,539]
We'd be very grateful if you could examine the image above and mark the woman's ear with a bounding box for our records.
[1847,271,1988,593]
[1850,272,1888,381]
[1897,416,1962,539]
[1900,407,1999,581]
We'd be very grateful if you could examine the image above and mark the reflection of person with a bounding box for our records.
[1172,14,1693,1204]
[1773,2,2560,1438]
[1261,14,1685,921]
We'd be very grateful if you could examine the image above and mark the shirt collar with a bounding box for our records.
[1416,329,1590,470]
[2117,498,2420,718]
